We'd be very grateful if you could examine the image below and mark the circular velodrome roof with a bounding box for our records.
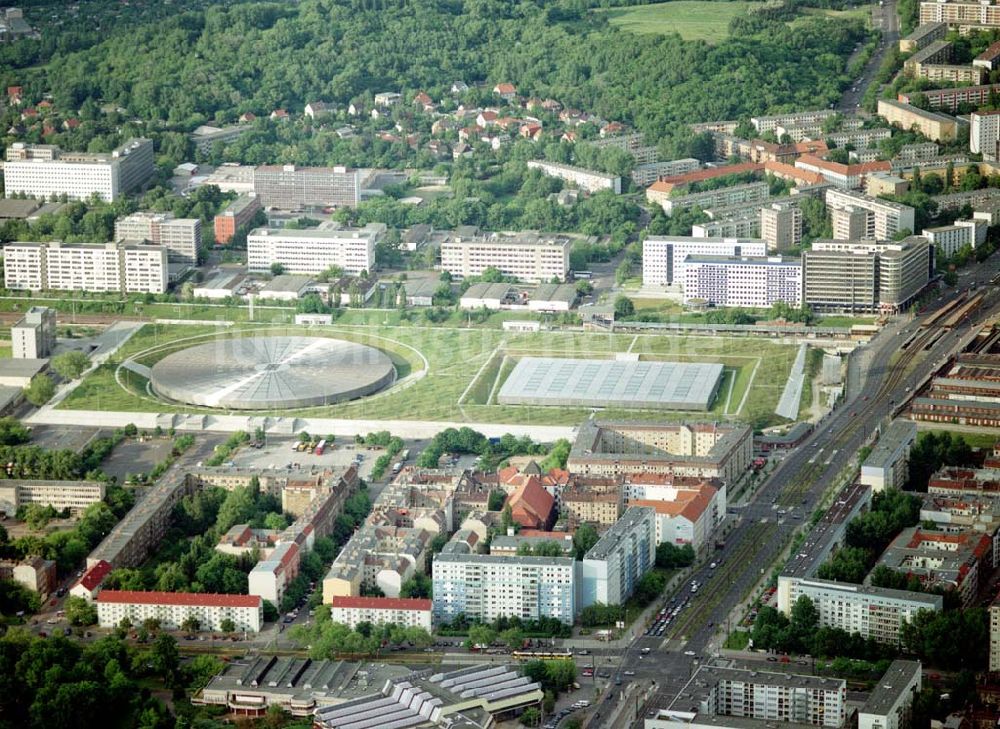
[150,336,395,410]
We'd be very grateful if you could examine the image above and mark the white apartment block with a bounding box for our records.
[3,241,168,294]
[247,223,382,275]
[649,666,847,728]
[115,211,201,264]
[96,590,263,632]
[826,188,916,240]
[526,159,622,194]
[760,202,803,252]
[248,541,298,606]
[642,235,767,287]
[329,596,433,631]
[631,158,700,187]
[652,181,769,216]
[860,420,918,493]
[11,306,55,359]
[750,110,836,134]
[971,110,1000,161]
[122,245,170,294]
[432,554,576,625]
[991,596,1000,672]
[691,216,759,239]
[3,138,154,202]
[579,506,656,609]
[439,232,571,282]
[0,480,106,514]
[776,577,942,645]
[858,661,922,729]
[682,255,803,308]
[922,219,985,256]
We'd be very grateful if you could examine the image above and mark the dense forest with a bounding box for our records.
[1,0,868,159]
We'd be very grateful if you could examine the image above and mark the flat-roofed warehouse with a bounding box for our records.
[497,357,724,411]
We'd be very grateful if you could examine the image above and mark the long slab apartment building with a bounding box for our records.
[920,0,1000,30]
[3,139,155,202]
[3,241,168,294]
[251,164,364,209]
[439,230,572,282]
[246,222,383,276]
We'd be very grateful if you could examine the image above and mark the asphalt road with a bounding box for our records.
[838,0,900,111]
[600,261,1000,728]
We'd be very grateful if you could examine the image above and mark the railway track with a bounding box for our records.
[776,326,937,508]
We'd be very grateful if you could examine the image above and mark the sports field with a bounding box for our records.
[59,322,806,429]
[600,1,750,42]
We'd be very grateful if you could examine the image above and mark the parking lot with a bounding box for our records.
[28,424,103,454]
[100,436,175,481]
[229,437,381,481]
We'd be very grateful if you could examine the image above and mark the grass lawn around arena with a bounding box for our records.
[791,5,870,26]
[59,322,804,428]
[598,1,750,42]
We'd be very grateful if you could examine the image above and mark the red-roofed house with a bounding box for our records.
[270,109,289,121]
[413,92,436,113]
[623,477,722,549]
[520,122,543,141]
[493,83,517,101]
[794,154,891,190]
[506,477,556,530]
[239,112,256,123]
[600,121,625,138]
[96,590,263,632]
[70,559,112,602]
[476,110,499,127]
[653,162,764,195]
[7,86,22,101]
[329,596,432,630]
[763,160,825,186]
[630,486,717,549]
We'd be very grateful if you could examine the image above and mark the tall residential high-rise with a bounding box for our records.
[579,506,656,609]
[760,202,803,252]
[3,138,155,202]
[114,211,201,265]
[432,553,576,625]
[825,188,916,240]
[11,306,56,359]
[971,110,1000,161]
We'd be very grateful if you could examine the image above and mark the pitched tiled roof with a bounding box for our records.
[96,590,261,608]
[508,477,555,527]
[76,560,112,591]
